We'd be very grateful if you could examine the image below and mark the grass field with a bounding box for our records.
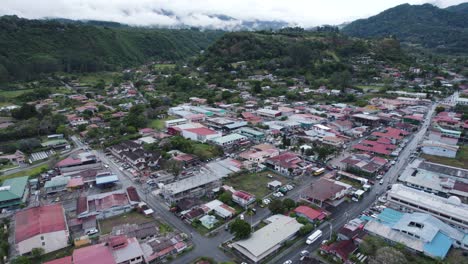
[99,211,152,234]
[78,72,120,86]
[149,116,176,130]
[223,170,285,198]
[0,89,35,98]
[153,63,176,70]
[356,85,384,92]
[0,163,49,183]
[421,145,468,169]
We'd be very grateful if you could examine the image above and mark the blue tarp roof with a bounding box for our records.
[96,175,119,185]
[423,232,453,259]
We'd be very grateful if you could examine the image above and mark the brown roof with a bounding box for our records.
[77,196,88,215]
[302,179,346,202]
[126,187,140,202]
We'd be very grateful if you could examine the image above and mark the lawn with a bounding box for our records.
[421,145,468,169]
[98,211,152,234]
[149,116,176,130]
[223,170,286,198]
[153,63,176,70]
[78,72,120,86]
[0,164,49,183]
[356,85,385,92]
[0,89,34,98]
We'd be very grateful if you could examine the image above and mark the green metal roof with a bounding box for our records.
[0,176,28,202]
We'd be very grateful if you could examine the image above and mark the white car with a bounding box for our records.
[85,228,99,235]
[240,214,244,220]
[283,260,292,264]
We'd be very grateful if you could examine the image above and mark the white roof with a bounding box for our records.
[388,184,468,222]
[232,215,303,262]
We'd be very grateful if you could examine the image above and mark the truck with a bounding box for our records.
[306,230,322,244]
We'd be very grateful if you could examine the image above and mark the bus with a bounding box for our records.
[313,168,325,176]
[306,230,322,244]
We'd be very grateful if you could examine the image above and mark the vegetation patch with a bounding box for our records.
[98,211,152,234]
[421,146,468,169]
[223,170,285,198]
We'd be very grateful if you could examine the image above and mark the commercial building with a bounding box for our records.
[15,204,69,255]
[365,208,468,259]
[398,159,468,202]
[232,215,303,263]
[387,184,468,232]
[0,176,29,209]
[300,179,350,207]
[211,133,249,148]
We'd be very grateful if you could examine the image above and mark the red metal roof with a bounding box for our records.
[233,190,254,201]
[294,206,325,220]
[15,204,67,243]
[73,243,116,264]
[185,127,219,136]
[43,256,72,264]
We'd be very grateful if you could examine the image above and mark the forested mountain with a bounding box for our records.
[0,16,223,82]
[342,4,468,54]
[445,3,468,14]
[197,30,408,73]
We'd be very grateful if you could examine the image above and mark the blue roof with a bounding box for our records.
[376,208,404,227]
[96,175,119,185]
[423,232,452,259]
[360,215,373,222]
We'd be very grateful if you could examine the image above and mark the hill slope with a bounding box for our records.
[342,4,468,54]
[0,16,223,82]
[445,3,468,14]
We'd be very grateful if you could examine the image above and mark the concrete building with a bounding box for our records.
[300,179,350,207]
[15,204,69,255]
[387,184,468,232]
[232,215,303,263]
[211,133,249,148]
[181,127,222,143]
[365,208,468,259]
[76,188,140,219]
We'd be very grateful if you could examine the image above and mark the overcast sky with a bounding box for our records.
[0,0,466,28]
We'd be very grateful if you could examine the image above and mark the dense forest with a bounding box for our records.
[197,30,408,76]
[0,16,223,82]
[342,4,468,54]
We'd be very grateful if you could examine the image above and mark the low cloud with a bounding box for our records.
[0,0,466,28]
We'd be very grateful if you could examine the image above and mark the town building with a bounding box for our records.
[0,176,29,209]
[300,179,350,207]
[365,208,468,259]
[15,204,69,255]
[232,215,303,263]
[421,140,459,158]
[76,188,140,219]
[232,190,256,208]
[387,184,468,232]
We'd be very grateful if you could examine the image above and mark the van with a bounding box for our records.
[306,230,322,245]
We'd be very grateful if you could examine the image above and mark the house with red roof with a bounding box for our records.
[265,152,306,176]
[232,190,256,208]
[320,239,358,263]
[300,179,350,207]
[15,204,69,255]
[76,188,140,219]
[352,140,397,156]
[73,243,116,264]
[293,206,327,222]
[181,127,222,143]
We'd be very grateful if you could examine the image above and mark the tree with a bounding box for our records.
[252,81,262,94]
[11,104,38,120]
[219,191,233,205]
[299,224,314,236]
[11,256,31,264]
[283,198,296,210]
[229,219,251,239]
[268,199,285,214]
[31,247,45,261]
[435,106,445,114]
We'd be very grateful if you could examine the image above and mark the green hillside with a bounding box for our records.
[0,16,223,82]
[342,4,468,54]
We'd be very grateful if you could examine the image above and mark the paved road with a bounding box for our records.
[272,103,436,264]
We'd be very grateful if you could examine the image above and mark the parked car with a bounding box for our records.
[85,228,99,236]
[379,179,384,185]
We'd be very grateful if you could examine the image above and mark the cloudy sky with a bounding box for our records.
[0,0,466,28]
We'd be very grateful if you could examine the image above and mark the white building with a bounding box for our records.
[387,184,468,232]
[232,215,303,263]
